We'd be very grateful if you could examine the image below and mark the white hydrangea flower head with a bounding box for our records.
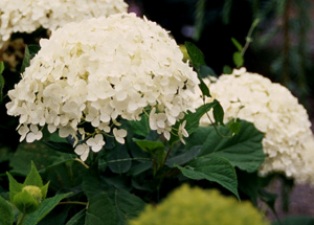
[0,0,128,48]
[199,68,314,184]
[6,13,199,161]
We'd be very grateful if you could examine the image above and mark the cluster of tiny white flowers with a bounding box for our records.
[0,0,128,48]
[199,68,314,184]
[6,13,199,161]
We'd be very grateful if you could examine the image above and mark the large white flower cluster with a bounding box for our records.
[0,0,128,48]
[199,68,314,184]
[6,13,199,161]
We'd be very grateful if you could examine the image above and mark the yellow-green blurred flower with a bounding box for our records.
[129,184,269,225]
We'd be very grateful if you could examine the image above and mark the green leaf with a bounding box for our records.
[48,132,68,143]
[272,216,314,225]
[65,209,85,225]
[24,162,43,187]
[0,147,13,162]
[133,139,164,154]
[20,45,40,73]
[199,65,216,77]
[231,37,243,52]
[222,0,232,24]
[0,195,14,225]
[223,65,233,74]
[237,170,261,205]
[6,172,23,201]
[83,176,145,224]
[133,139,166,173]
[213,100,224,125]
[0,61,4,74]
[198,75,211,97]
[189,120,264,172]
[38,206,70,225]
[0,61,5,103]
[85,194,117,225]
[233,52,244,68]
[82,175,118,225]
[10,142,75,176]
[178,155,239,198]
[166,146,201,167]
[45,160,86,192]
[114,189,146,223]
[184,102,217,134]
[127,115,150,137]
[107,145,132,174]
[40,182,49,200]
[128,162,152,176]
[184,42,205,69]
[23,193,72,225]
[43,140,75,154]
[227,119,242,135]
[184,43,212,98]
[12,190,39,214]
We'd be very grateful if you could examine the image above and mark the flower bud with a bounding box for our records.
[22,185,43,202]
[12,185,42,214]
[179,45,190,62]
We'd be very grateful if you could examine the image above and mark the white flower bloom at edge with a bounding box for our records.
[198,68,314,185]
[113,128,127,144]
[0,0,128,48]
[25,125,43,143]
[86,134,105,152]
[178,121,189,144]
[74,143,90,161]
[6,13,199,161]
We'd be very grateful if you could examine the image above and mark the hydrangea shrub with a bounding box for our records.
[199,68,314,184]
[6,13,200,161]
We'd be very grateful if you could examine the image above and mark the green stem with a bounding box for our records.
[17,213,26,225]
[296,0,310,99]
[203,100,233,138]
[74,158,90,169]
[194,0,206,40]
[241,18,260,56]
[282,0,291,85]
[106,157,151,163]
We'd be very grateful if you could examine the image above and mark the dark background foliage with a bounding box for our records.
[129,0,314,103]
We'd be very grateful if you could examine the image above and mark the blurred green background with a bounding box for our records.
[128,0,314,104]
